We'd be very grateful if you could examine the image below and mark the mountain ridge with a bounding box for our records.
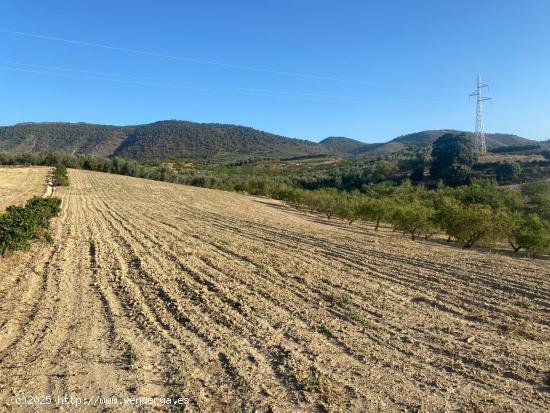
[0,120,541,159]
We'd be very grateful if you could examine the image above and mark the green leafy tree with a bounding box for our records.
[495,161,521,183]
[358,197,392,231]
[435,197,508,249]
[507,213,550,253]
[390,199,438,240]
[336,192,363,224]
[430,133,477,185]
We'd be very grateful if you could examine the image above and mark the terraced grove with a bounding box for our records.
[0,169,549,412]
[0,166,51,210]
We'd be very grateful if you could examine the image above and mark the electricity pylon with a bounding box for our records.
[470,73,491,155]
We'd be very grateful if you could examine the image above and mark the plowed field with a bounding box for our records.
[0,169,548,412]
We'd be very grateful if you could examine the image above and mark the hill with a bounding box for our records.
[318,136,369,153]
[113,120,326,160]
[0,121,328,160]
[327,129,538,156]
[0,121,539,160]
[0,122,128,157]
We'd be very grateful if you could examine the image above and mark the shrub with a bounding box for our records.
[0,197,61,256]
[495,161,521,183]
[53,164,70,186]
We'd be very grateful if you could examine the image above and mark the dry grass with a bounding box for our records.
[0,169,548,412]
[0,166,50,211]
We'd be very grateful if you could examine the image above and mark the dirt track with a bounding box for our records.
[0,169,549,412]
[0,166,51,210]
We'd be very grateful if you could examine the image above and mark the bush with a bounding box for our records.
[53,164,70,186]
[495,161,521,183]
[0,197,61,256]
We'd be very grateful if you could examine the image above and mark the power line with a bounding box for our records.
[0,61,448,105]
[0,28,466,93]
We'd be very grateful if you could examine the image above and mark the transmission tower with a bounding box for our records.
[469,73,491,154]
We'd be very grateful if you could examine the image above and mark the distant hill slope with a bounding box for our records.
[0,122,129,157]
[114,121,326,159]
[0,121,539,160]
[319,136,369,153]
[0,121,328,160]
[326,130,538,156]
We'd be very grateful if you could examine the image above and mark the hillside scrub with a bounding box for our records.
[0,196,61,257]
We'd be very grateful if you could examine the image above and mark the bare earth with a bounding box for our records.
[0,169,549,412]
[0,166,51,210]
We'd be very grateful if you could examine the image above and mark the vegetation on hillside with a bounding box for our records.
[0,120,328,160]
[0,122,128,157]
[1,131,549,255]
[0,121,545,160]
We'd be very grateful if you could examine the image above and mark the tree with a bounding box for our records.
[389,199,438,240]
[358,197,392,231]
[542,149,550,161]
[507,213,550,254]
[372,160,398,182]
[521,181,550,220]
[430,133,478,185]
[495,161,521,183]
[410,163,424,183]
[336,192,363,224]
[435,197,507,249]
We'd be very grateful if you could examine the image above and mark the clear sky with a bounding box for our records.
[0,0,549,143]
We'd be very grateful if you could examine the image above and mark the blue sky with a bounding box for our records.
[0,0,549,143]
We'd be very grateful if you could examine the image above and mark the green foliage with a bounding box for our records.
[390,198,438,240]
[430,133,477,185]
[335,192,363,224]
[434,197,509,249]
[53,164,70,186]
[0,121,327,160]
[521,181,550,220]
[113,121,326,160]
[543,149,550,161]
[495,161,521,183]
[2,150,548,255]
[123,342,139,366]
[0,197,61,256]
[490,144,541,154]
[358,197,392,231]
[507,213,550,254]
